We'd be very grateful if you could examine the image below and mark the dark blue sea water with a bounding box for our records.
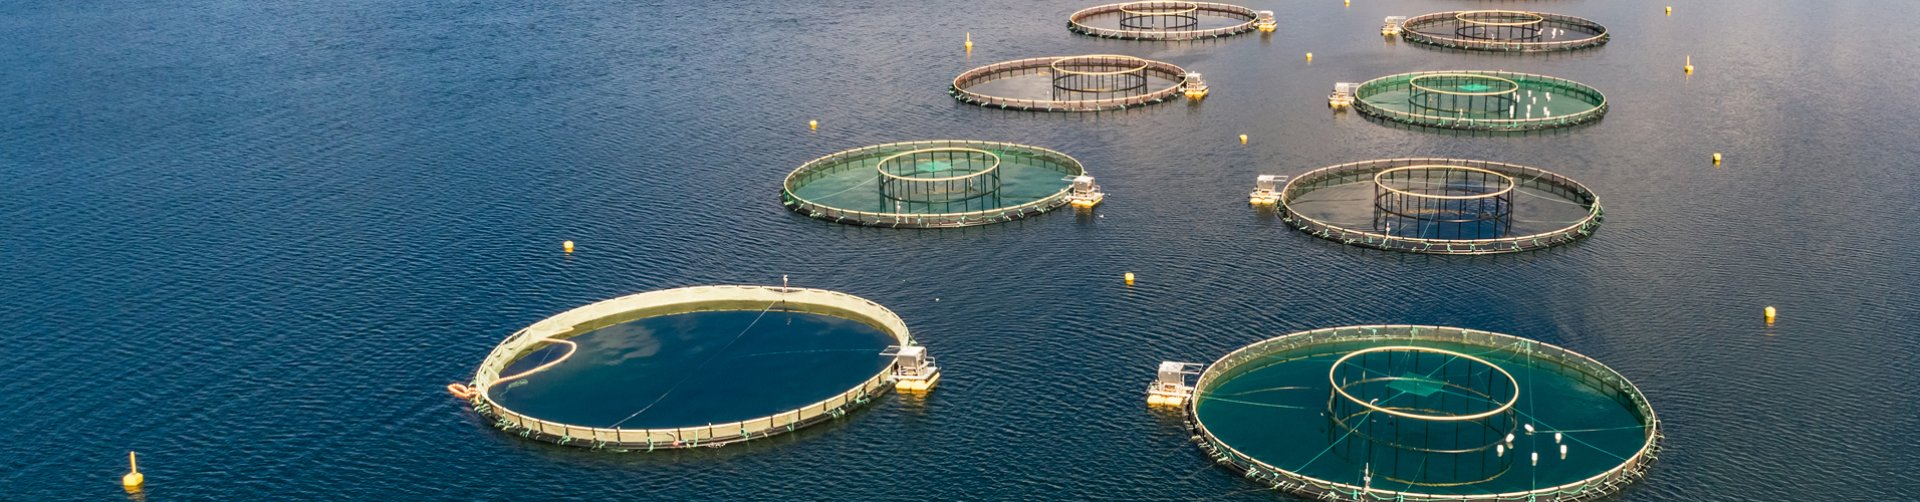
[3,0,1918,500]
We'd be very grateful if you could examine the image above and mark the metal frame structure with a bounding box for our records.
[1399,10,1609,52]
[953,55,1193,112]
[876,147,1003,206]
[1187,325,1663,502]
[1067,1,1260,40]
[1328,346,1521,489]
[1371,165,1515,240]
[1278,158,1602,254]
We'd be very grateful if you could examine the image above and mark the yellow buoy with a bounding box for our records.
[1305,52,1313,62]
[122,452,144,489]
[562,240,574,253]
[808,119,818,131]
[1765,306,1777,324]
[1124,272,1135,286]
[1684,55,1693,74]
[1666,6,1673,15]
[1238,134,1248,144]
[1712,152,1722,164]
[965,32,973,51]
[1344,0,1350,6]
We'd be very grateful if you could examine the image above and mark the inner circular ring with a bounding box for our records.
[875,147,1002,183]
[1050,55,1152,76]
[1455,10,1545,27]
[1407,74,1521,97]
[1373,165,1516,201]
[1119,1,1199,16]
[1329,345,1520,422]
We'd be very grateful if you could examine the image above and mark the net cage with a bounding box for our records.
[1328,347,1520,488]
[1407,73,1521,120]
[1371,165,1514,240]
[877,147,1003,205]
[1067,1,1261,40]
[1120,1,1199,30]
[952,55,1192,112]
[461,285,921,451]
[1278,158,1602,254]
[1050,56,1151,102]
[1186,325,1663,502]
[1351,71,1606,131]
[782,140,1089,228]
[1400,11,1609,52]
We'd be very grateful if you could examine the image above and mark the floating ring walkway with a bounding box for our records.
[460,285,920,450]
[1399,10,1609,52]
[952,55,1193,112]
[1278,158,1602,254]
[1068,1,1261,40]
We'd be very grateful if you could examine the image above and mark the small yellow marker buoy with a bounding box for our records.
[1124,272,1135,286]
[1666,6,1673,15]
[1684,56,1694,74]
[1712,152,1722,165]
[1765,306,1777,324]
[562,240,575,253]
[965,32,973,51]
[1305,52,1313,62]
[122,451,144,489]
[1238,134,1248,144]
[808,119,818,131]
[1344,0,1350,6]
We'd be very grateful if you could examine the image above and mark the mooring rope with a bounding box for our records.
[490,339,579,388]
[607,302,781,429]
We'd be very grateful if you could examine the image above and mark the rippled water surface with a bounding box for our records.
[4,0,1919,500]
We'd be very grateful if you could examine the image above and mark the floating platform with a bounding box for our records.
[1278,158,1602,254]
[1184,325,1662,501]
[781,140,1092,228]
[1397,10,1609,52]
[1067,1,1262,41]
[460,285,930,450]
[952,55,1196,112]
[1348,70,1607,131]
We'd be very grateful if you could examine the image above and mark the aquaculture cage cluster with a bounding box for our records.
[1400,10,1609,52]
[1352,71,1607,131]
[782,140,1088,228]
[462,285,918,450]
[952,55,1192,112]
[1279,158,1601,254]
[1067,1,1260,40]
[1187,325,1663,502]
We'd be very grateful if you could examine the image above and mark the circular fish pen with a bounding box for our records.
[461,285,924,450]
[952,55,1193,112]
[1278,158,1601,254]
[1187,325,1662,501]
[782,140,1089,228]
[1067,1,1260,40]
[1401,10,1608,52]
[1351,71,1606,131]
